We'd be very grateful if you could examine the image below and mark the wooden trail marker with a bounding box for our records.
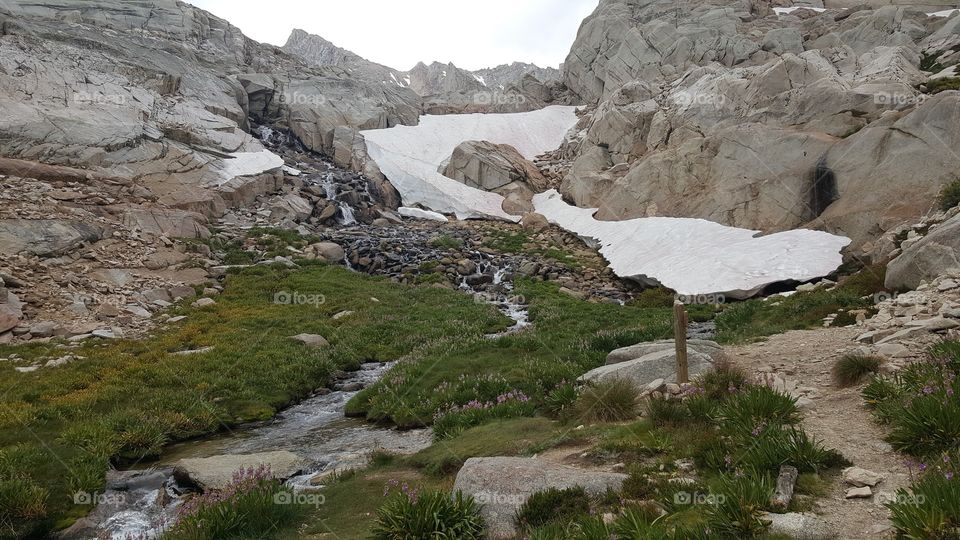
[674,300,689,384]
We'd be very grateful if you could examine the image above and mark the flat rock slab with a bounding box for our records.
[762,512,836,540]
[453,457,627,539]
[606,339,722,365]
[581,347,715,388]
[173,451,305,491]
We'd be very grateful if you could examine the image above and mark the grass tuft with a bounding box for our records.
[832,355,883,387]
[572,379,640,424]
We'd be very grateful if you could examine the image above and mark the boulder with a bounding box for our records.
[173,451,305,491]
[269,193,314,222]
[122,208,210,239]
[307,242,345,263]
[762,512,836,540]
[453,457,627,539]
[290,334,329,348]
[580,347,715,388]
[0,220,105,257]
[606,339,723,365]
[886,213,960,290]
[441,140,547,192]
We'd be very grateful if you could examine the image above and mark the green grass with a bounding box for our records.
[516,487,591,531]
[940,178,960,211]
[714,272,881,344]
[0,261,508,537]
[926,77,960,95]
[863,341,960,458]
[405,417,560,477]
[300,466,446,539]
[348,278,673,428]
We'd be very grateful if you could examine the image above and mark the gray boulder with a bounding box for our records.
[0,220,105,257]
[581,347,716,387]
[762,512,836,540]
[606,339,723,365]
[453,457,627,539]
[173,451,305,491]
[441,140,547,192]
[886,213,960,290]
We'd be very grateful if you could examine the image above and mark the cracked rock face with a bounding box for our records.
[558,0,960,251]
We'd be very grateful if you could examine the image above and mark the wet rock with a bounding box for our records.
[173,451,305,491]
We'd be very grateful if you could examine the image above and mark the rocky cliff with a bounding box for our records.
[557,0,960,254]
[282,29,561,96]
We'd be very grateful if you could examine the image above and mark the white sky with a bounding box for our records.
[184,0,598,71]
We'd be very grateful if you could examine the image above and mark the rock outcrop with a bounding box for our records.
[556,0,960,252]
[886,212,960,290]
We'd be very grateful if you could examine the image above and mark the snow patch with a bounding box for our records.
[773,6,827,15]
[532,190,851,299]
[212,151,284,186]
[399,207,449,222]
[361,106,579,221]
[929,8,959,17]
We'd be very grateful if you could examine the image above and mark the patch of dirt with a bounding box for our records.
[727,327,911,539]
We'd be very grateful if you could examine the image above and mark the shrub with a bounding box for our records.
[706,472,773,538]
[372,489,483,540]
[646,395,690,427]
[166,466,305,540]
[694,363,749,401]
[940,178,960,211]
[863,341,960,456]
[716,385,800,434]
[888,470,960,539]
[927,77,960,95]
[573,379,639,423]
[543,382,579,418]
[735,426,848,473]
[516,487,591,530]
[832,355,883,387]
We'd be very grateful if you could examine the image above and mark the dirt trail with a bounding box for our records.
[727,327,911,540]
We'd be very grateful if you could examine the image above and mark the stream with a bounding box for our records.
[73,291,531,540]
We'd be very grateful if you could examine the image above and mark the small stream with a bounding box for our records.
[77,294,530,540]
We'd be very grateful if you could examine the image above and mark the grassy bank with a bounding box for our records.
[0,261,507,537]
[347,278,674,429]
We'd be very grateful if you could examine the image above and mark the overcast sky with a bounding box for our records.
[184,0,598,71]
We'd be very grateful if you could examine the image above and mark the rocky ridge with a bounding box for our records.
[555,0,960,255]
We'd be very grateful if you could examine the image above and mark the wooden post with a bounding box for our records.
[772,465,799,509]
[674,300,689,384]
